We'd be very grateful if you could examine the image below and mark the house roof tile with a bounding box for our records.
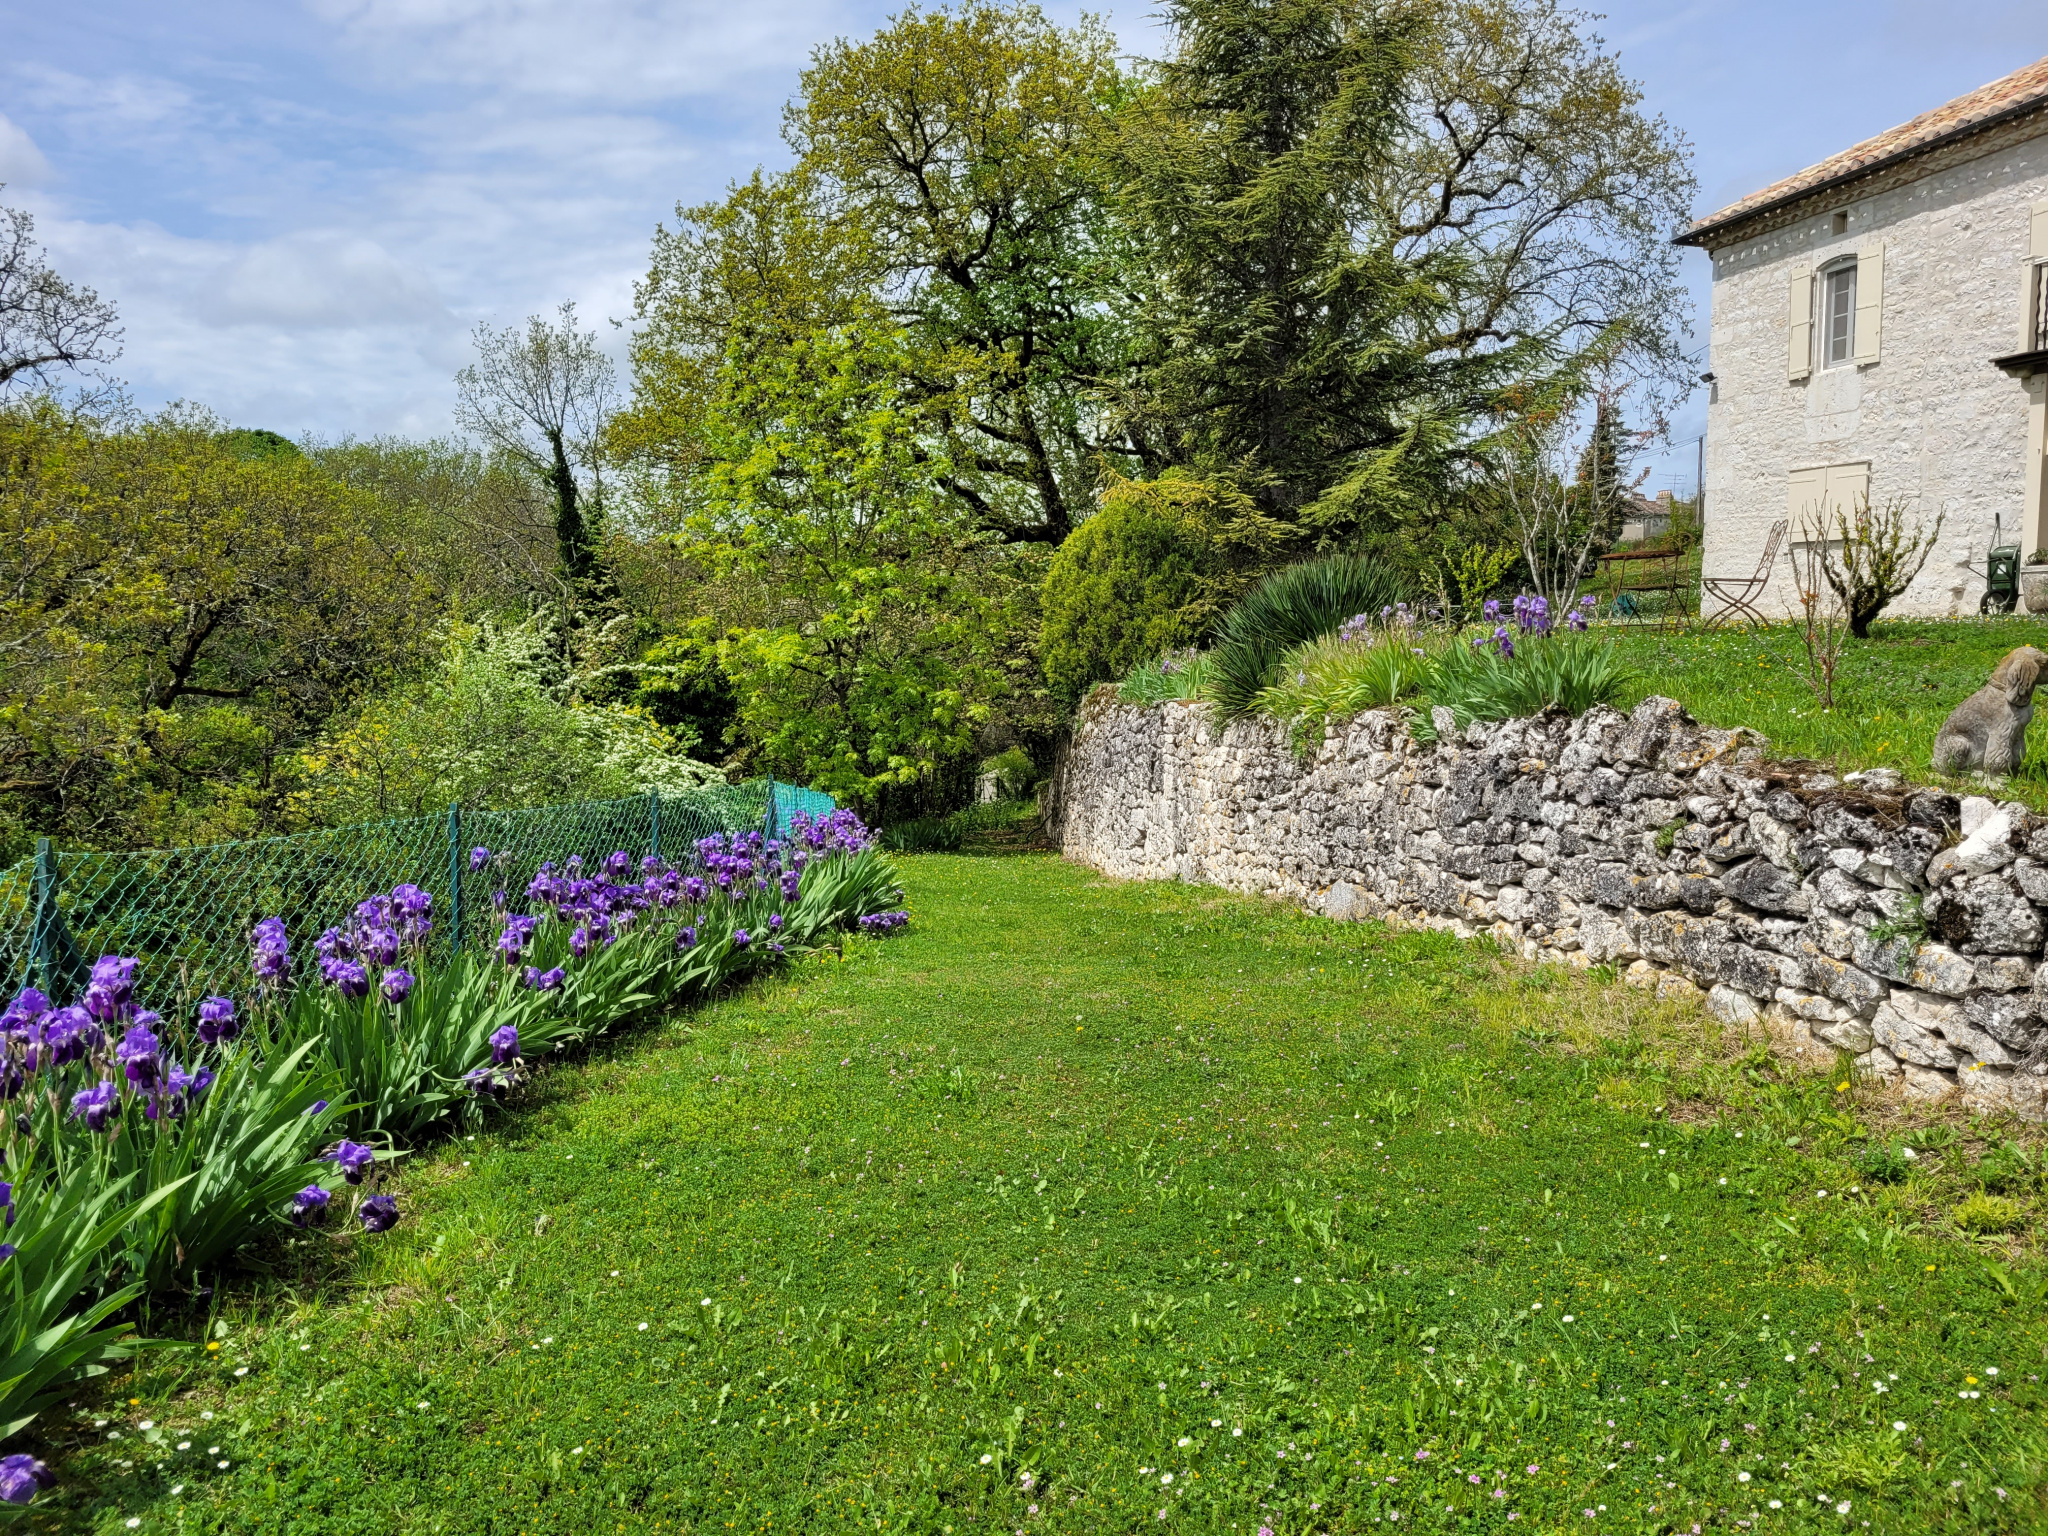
[1678,54,2048,246]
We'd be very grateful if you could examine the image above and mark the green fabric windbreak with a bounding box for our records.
[1,780,837,1015]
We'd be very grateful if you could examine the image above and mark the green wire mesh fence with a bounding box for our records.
[0,779,836,1017]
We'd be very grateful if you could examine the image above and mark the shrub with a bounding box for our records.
[1040,474,1273,706]
[1208,556,1407,718]
[309,619,721,822]
[981,748,1036,801]
[1118,650,1215,706]
[881,817,964,854]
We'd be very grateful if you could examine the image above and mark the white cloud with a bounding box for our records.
[0,114,52,186]
[199,232,451,329]
[307,0,851,101]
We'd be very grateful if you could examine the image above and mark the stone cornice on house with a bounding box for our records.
[1677,55,2048,253]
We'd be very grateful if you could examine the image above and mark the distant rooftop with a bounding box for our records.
[1677,54,2048,248]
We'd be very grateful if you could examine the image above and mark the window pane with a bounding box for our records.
[1823,268,1856,365]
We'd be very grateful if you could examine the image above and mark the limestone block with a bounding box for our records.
[1855,1045,1904,1084]
[1971,954,2035,995]
[1495,885,1535,923]
[1967,991,2046,1053]
[1960,795,1998,836]
[1850,936,1976,998]
[1872,989,1963,1069]
[1723,857,1811,915]
[1772,986,1854,1024]
[1705,983,1758,1023]
[1957,1065,2048,1118]
[1579,910,1639,964]
[1925,874,2044,954]
[1900,1064,1955,1102]
[1656,973,1703,1005]
[1925,808,2018,886]
[1324,883,1363,922]
[1622,959,1659,989]
[1814,1015,1876,1052]
[1815,868,1867,914]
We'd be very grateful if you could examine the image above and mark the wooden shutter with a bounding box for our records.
[1787,265,1813,381]
[1853,247,1884,364]
[1787,465,1827,530]
[1825,461,1870,516]
[2023,261,2041,351]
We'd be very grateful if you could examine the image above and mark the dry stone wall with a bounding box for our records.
[1045,692,2048,1120]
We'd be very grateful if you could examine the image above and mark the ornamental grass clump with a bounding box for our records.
[1117,649,1215,707]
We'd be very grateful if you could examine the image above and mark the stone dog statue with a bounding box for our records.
[1933,645,2048,774]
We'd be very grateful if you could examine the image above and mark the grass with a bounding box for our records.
[33,856,2048,1534]
[1609,616,2048,807]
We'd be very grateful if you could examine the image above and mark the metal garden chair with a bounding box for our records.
[1702,519,1787,629]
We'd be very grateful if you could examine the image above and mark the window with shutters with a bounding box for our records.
[1820,262,1857,368]
[2031,259,2048,352]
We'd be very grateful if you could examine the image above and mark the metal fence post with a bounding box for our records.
[648,790,661,864]
[31,837,85,999]
[447,803,462,952]
[765,775,778,842]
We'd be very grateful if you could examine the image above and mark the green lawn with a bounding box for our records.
[1609,617,2048,807]
[39,856,2048,1534]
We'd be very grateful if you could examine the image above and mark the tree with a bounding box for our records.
[455,303,616,588]
[0,192,122,391]
[1102,0,1695,537]
[1573,395,1628,553]
[0,400,436,851]
[681,315,1027,807]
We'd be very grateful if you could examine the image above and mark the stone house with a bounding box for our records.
[1681,56,2048,619]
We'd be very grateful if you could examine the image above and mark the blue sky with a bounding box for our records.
[3,0,2044,488]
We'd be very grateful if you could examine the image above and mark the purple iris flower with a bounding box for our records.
[381,968,415,1005]
[116,1023,162,1089]
[604,851,631,879]
[0,1245,12,1263]
[43,1006,97,1065]
[290,1185,331,1227]
[463,1066,507,1100]
[780,871,801,901]
[196,995,238,1045]
[731,929,751,950]
[2,988,50,1030]
[69,1080,119,1132]
[569,927,589,959]
[676,926,697,950]
[150,1065,214,1119]
[1493,625,1515,659]
[496,914,537,962]
[0,1183,12,1228]
[358,1194,400,1233]
[683,876,706,903]
[329,1140,376,1184]
[766,912,783,933]
[251,917,290,982]
[323,960,370,1000]
[305,1099,330,1115]
[314,926,349,962]
[82,954,139,1024]
[0,1454,54,1505]
[360,926,401,966]
[489,1025,519,1066]
[470,846,492,871]
[535,966,564,991]
[1481,597,1501,622]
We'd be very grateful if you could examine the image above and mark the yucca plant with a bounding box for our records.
[1208,556,1407,717]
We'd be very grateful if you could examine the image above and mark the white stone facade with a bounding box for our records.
[1697,131,2048,617]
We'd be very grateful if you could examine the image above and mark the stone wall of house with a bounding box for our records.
[1045,692,2048,1119]
[1699,125,2048,619]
